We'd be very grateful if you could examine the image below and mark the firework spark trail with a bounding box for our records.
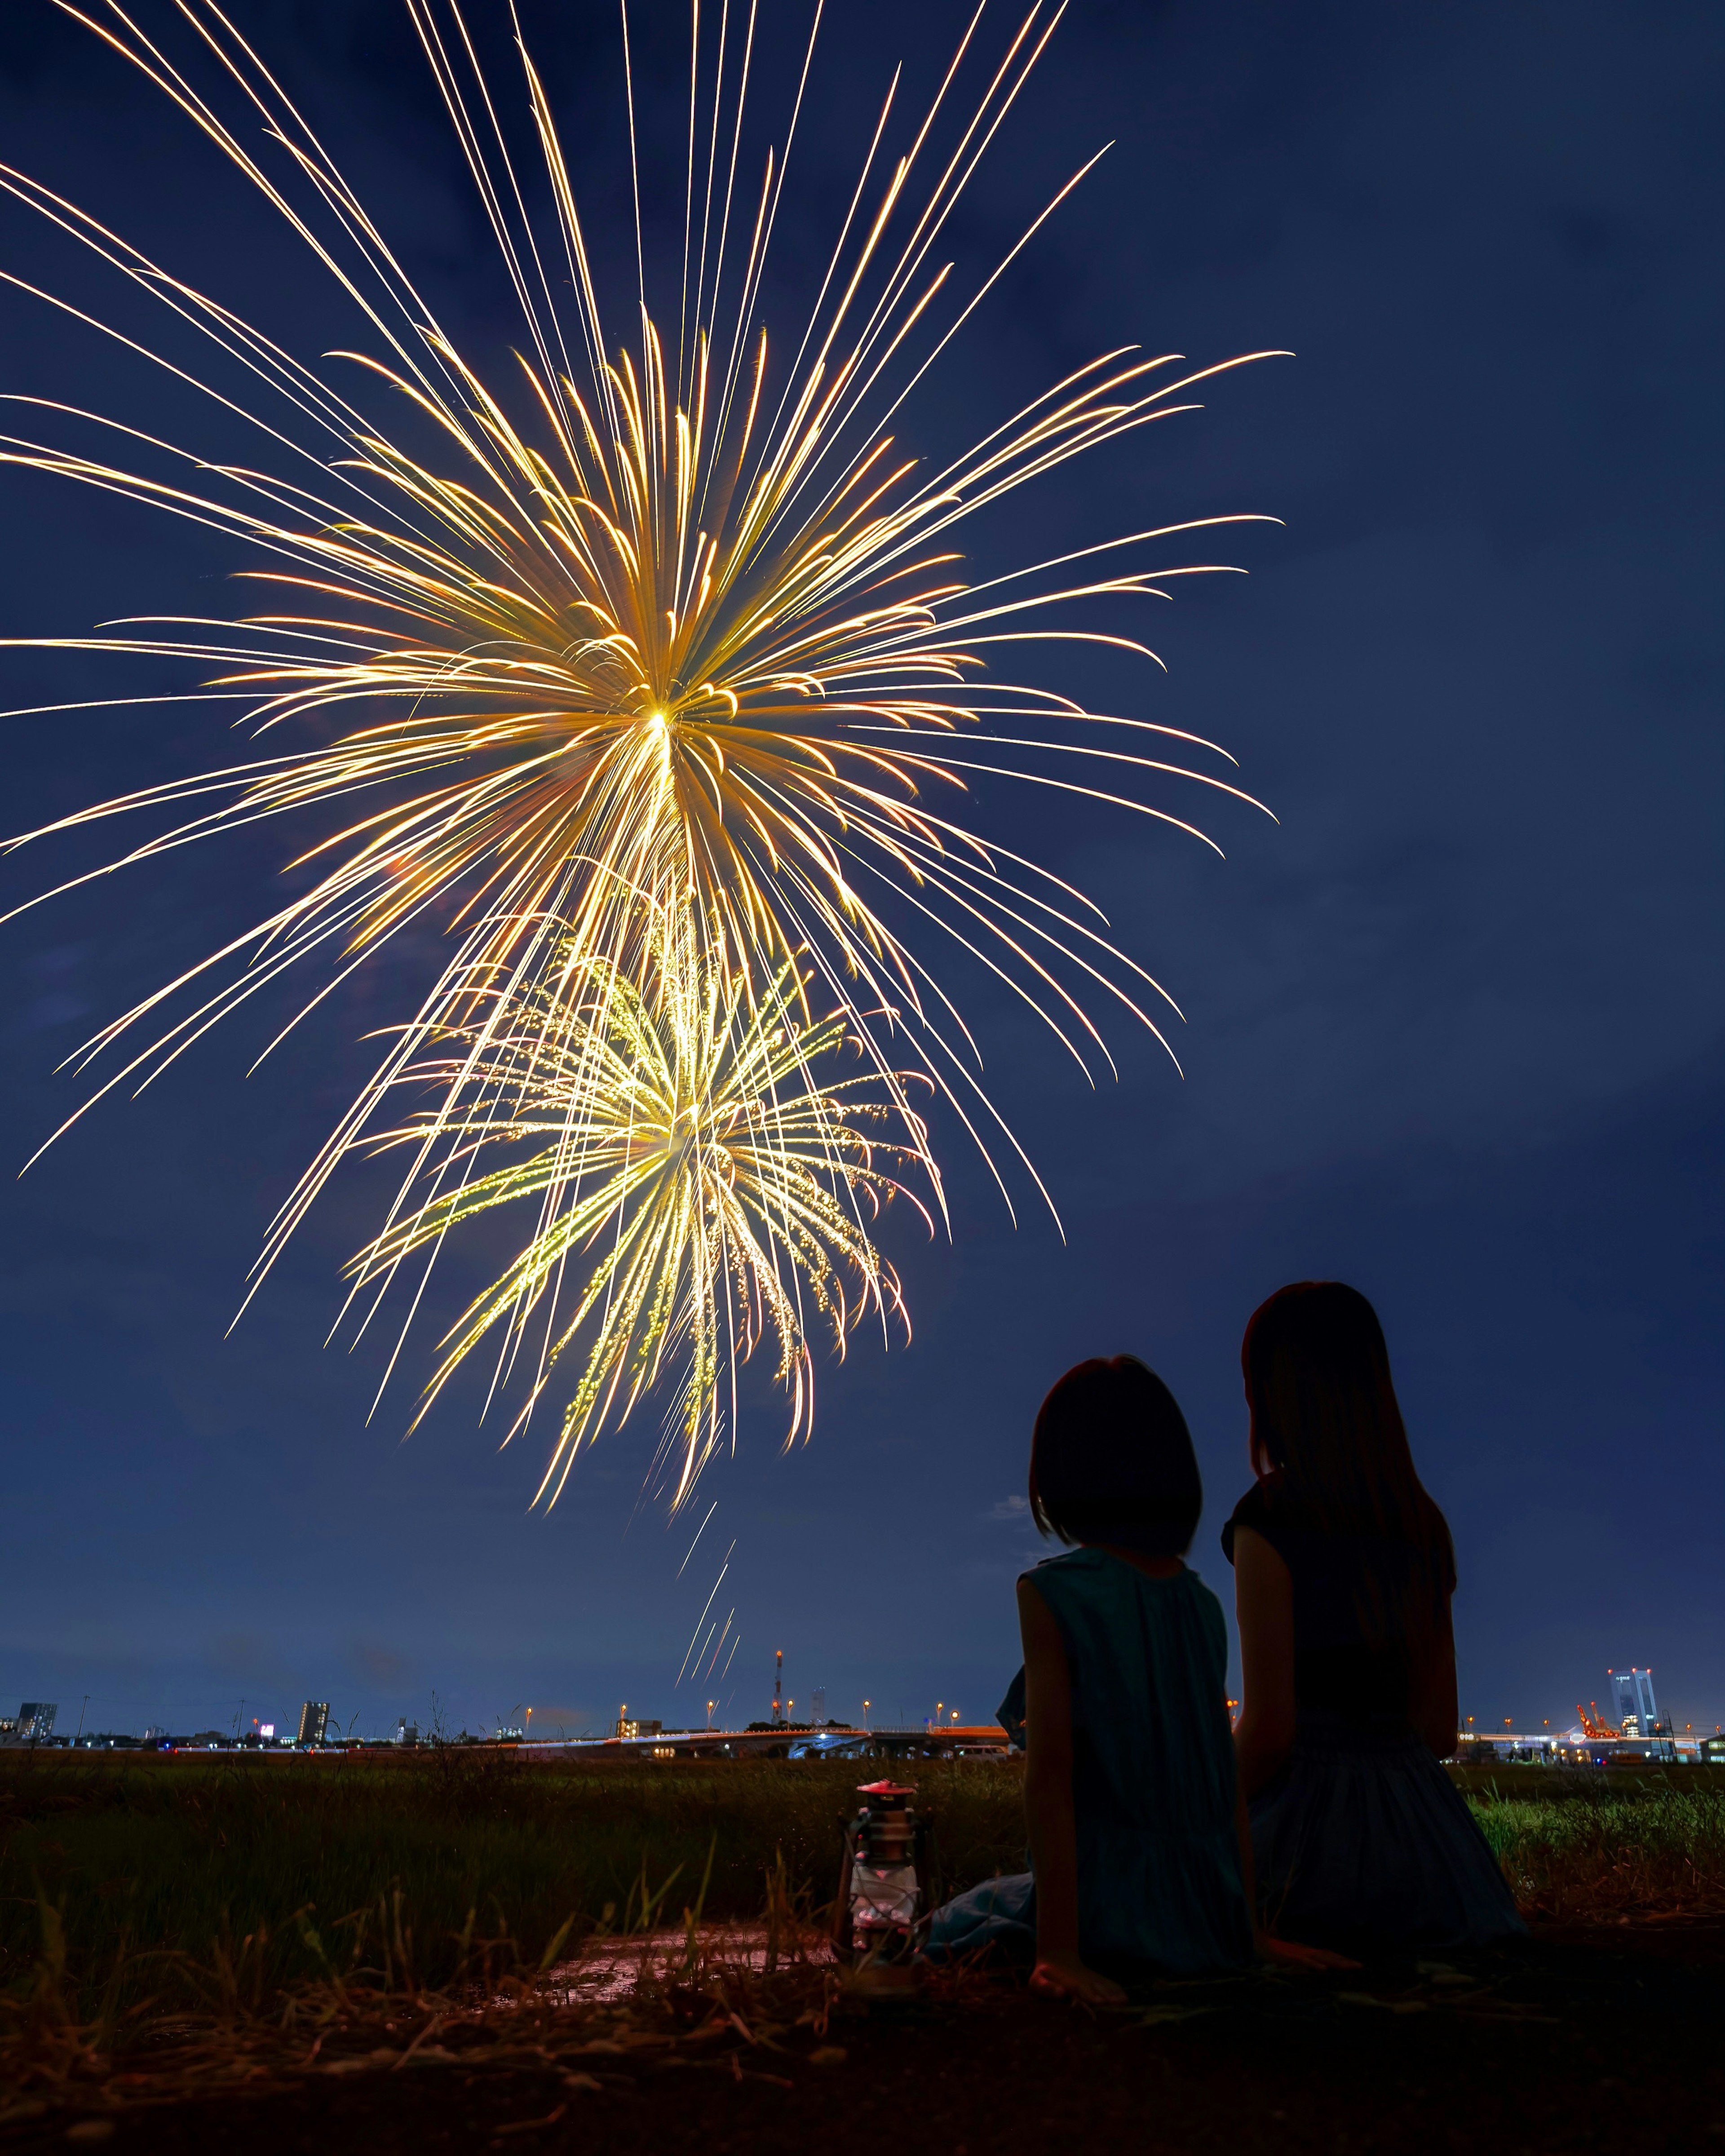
[676,1499,720,1577]
[676,1543,738,1687]
[701,1611,735,1686]
[0,0,1279,1502]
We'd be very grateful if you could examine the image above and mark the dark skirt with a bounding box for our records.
[1251,1713,1525,1956]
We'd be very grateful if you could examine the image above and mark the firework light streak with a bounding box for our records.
[676,1500,720,1578]
[702,1612,735,1687]
[0,0,1278,1505]
[676,1541,736,1688]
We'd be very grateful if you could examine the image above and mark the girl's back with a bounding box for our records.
[924,1354,1256,1992]
[1228,1281,1524,1953]
[1027,1548,1250,1968]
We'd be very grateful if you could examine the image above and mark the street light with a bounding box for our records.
[862,1699,871,1731]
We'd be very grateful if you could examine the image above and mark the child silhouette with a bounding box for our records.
[1226,1283,1525,1955]
[927,1356,1347,1999]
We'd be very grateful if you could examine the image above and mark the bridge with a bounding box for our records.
[518,1723,1014,1762]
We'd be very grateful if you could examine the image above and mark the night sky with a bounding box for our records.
[0,1,1719,1747]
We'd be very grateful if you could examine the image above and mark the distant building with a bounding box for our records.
[615,1715,662,1740]
[1456,1731,1559,1763]
[18,1702,57,1740]
[1610,1668,1666,1738]
[811,1687,828,1728]
[296,1701,330,1748]
[395,1719,420,1746]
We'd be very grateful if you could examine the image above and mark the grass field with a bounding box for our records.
[1460,1766,1725,1921]
[0,1750,1026,2015]
[3,1750,1722,2021]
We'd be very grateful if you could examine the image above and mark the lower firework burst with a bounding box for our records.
[349,903,932,1510]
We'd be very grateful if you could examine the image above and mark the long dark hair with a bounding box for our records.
[1029,1355,1203,1560]
[1242,1282,1452,1640]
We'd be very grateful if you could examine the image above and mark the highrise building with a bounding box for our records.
[18,1702,57,1740]
[1610,1668,1662,1737]
[296,1700,330,1748]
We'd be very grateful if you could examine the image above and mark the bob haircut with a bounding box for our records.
[1029,1356,1202,1560]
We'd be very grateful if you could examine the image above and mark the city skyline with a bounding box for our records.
[9,1645,1724,1754]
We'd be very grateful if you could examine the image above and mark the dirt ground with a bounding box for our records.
[4,1921,1722,2154]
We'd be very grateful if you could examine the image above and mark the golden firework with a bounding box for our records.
[0,0,1277,1496]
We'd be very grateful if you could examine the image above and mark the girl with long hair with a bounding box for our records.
[1225,1282,1523,1954]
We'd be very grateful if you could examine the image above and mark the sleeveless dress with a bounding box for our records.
[924,1549,1254,1972]
[1223,1479,1524,1955]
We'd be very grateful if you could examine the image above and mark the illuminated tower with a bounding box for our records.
[1609,1668,1661,1737]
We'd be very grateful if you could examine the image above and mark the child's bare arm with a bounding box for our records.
[1018,1580,1077,1952]
[1231,1555,1362,1971]
[1236,1771,1356,1968]
[1017,1577,1124,2005]
[1408,1591,1460,1761]
[1232,1526,1297,1799]
[1234,1777,1257,1919]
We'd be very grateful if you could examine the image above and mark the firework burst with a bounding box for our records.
[0,0,1277,1499]
[355,903,928,1509]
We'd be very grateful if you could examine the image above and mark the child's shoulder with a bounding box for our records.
[1020,1546,1109,1583]
[1022,1549,1223,1608]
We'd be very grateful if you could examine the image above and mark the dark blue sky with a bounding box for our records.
[0,0,1719,1744]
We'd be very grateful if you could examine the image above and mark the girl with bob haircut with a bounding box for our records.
[927,1355,1344,2000]
[1225,1282,1524,1954]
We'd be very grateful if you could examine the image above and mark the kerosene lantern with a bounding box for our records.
[834,1780,932,1962]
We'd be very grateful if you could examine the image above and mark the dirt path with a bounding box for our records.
[4,1925,1721,2154]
